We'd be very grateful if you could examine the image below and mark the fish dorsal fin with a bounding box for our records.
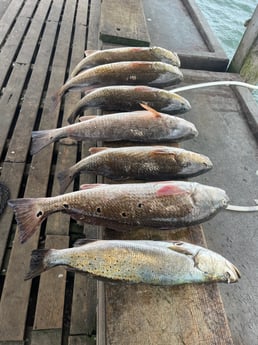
[80,183,103,190]
[168,241,193,256]
[140,103,161,118]
[79,115,97,122]
[150,147,176,157]
[84,49,96,57]
[156,184,187,197]
[73,238,98,247]
[89,147,109,155]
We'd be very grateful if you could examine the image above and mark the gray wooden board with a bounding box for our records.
[0,0,24,46]
[142,0,229,71]
[99,0,150,46]
[30,329,62,345]
[69,335,96,345]
[69,0,102,338]
[0,0,64,342]
[33,235,69,330]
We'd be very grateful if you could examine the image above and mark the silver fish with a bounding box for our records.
[70,46,181,77]
[24,239,240,285]
[8,181,229,244]
[67,86,191,124]
[30,106,198,155]
[57,146,213,193]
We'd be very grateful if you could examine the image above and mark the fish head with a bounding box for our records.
[194,184,230,213]
[169,118,198,141]
[179,152,213,176]
[162,93,191,114]
[193,249,241,283]
[151,47,181,67]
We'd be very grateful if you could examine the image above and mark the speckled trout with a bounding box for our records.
[67,86,191,124]
[8,181,229,244]
[30,106,197,155]
[57,146,212,193]
[70,46,181,77]
[24,239,240,285]
[52,61,183,107]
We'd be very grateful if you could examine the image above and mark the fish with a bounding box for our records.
[30,105,198,155]
[24,239,240,285]
[52,61,183,107]
[67,85,191,124]
[57,146,213,193]
[70,46,181,77]
[8,180,229,244]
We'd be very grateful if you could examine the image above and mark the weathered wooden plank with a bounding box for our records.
[69,0,101,338]
[142,0,228,71]
[0,162,25,267]
[99,0,150,46]
[0,0,24,46]
[33,235,69,330]
[30,329,62,345]
[69,335,96,345]
[101,226,233,345]
[0,0,13,20]
[0,1,65,341]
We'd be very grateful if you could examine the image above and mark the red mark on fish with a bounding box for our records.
[156,184,186,197]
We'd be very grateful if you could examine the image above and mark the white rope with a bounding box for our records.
[170,80,258,93]
[226,204,258,212]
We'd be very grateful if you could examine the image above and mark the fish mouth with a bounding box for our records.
[225,261,241,283]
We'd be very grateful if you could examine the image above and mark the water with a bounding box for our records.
[195,0,258,102]
[195,0,257,61]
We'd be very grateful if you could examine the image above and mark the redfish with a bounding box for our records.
[57,146,212,193]
[70,46,181,77]
[30,106,197,155]
[24,239,240,285]
[67,86,191,124]
[8,181,229,244]
[52,61,183,107]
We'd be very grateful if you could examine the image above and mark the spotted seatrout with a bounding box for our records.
[70,46,181,77]
[57,146,212,193]
[30,105,197,155]
[24,239,240,285]
[52,61,183,107]
[67,86,191,124]
[8,181,229,244]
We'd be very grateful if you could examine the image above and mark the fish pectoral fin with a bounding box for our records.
[168,242,193,256]
[73,238,99,247]
[89,147,109,154]
[150,148,177,158]
[84,49,96,57]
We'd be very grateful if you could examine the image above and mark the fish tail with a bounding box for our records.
[8,198,46,244]
[51,86,64,110]
[57,168,74,194]
[25,249,52,280]
[67,108,78,124]
[31,128,58,155]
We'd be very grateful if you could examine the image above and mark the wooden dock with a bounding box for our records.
[0,1,257,344]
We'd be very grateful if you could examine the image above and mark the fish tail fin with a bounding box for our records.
[31,129,58,155]
[8,198,46,244]
[51,87,63,110]
[57,168,74,194]
[67,109,78,124]
[25,249,52,280]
